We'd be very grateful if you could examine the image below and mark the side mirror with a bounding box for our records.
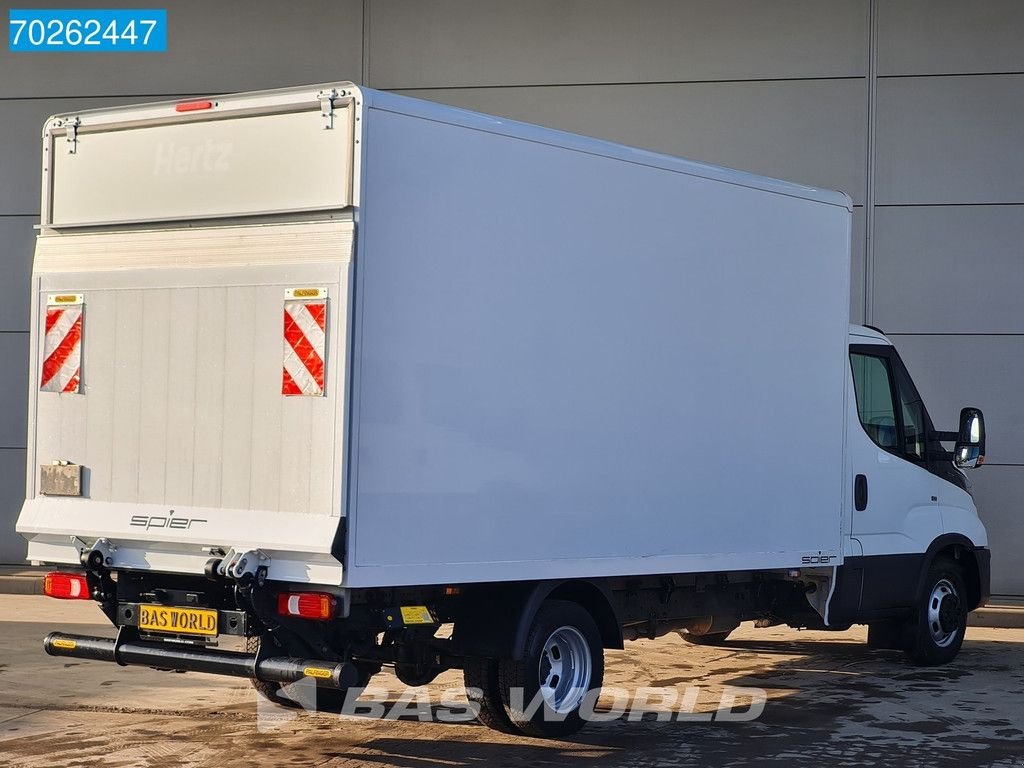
[954,407,985,469]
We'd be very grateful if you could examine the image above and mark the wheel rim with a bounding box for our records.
[927,578,963,648]
[538,625,592,714]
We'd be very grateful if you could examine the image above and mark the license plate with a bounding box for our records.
[138,605,218,637]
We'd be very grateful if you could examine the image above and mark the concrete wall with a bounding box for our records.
[0,1,1020,595]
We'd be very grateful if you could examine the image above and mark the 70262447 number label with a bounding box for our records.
[8,9,167,52]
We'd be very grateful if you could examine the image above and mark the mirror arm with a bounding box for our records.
[933,430,959,442]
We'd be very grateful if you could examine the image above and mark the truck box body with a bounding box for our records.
[18,83,852,587]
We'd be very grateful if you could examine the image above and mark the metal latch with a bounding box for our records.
[73,537,116,570]
[66,116,81,154]
[318,89,338,130]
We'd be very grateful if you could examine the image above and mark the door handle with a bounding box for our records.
[854,474,868,511]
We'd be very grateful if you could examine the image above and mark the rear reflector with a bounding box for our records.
[175,100,213,113]
[277,592,335,620]
[43,572,91,600]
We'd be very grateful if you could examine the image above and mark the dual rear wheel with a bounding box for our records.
[464,600,605,738]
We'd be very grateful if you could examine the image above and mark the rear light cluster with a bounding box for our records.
[277,592,336,620]
[43,572,91,600]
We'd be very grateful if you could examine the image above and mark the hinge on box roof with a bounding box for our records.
[66,116,81,154]
[318,89,338,130]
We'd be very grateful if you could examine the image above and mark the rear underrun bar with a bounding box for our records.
[43,631,356,688]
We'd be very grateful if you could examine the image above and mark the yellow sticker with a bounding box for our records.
[52,638,77,650]
[400,606,435,625]
[303,667,333,680]
[46,293,84,306]
[286,287,326,300]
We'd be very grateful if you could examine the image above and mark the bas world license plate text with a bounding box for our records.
[138,605,218,636]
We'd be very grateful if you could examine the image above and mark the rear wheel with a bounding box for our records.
[905,558,967,666]
[250,662,380,712]
[251,676,303,709]
[463,656,517,733]
[496,600,604,738]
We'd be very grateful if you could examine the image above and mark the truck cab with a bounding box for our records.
[834,324,990,658]
[848,324,987,557]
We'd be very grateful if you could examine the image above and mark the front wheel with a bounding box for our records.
[905,558,967,666]
[497,600,604,738]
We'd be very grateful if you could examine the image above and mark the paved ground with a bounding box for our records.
[0,595,1021,767]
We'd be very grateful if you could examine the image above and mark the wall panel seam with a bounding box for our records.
[361,0,371,86]
[863,0,878,324]
[0,93,218,102]
[876,203,1024,208]
[389,76,867,92]
[879,72,1024,80]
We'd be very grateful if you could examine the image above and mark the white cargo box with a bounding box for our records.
[19,82,853,589]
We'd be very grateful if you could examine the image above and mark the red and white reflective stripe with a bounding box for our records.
[41,305,83,393]
[282,300,326,396]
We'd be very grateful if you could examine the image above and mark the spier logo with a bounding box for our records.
[153,139,233,176]
[130,510,207,531]
[801,553,837,565]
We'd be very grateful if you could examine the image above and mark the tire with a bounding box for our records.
[251,676,303,709]
[250,662,380,713]
[497,600,604,738]
[905,557,968,666]
[463,656,517,733]
[682,630,733,646]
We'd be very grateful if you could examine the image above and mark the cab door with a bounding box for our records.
[847,344,945,558]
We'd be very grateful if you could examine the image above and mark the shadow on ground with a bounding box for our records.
[1,615,1022,768]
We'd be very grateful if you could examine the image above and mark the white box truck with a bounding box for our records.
[18,82,990,737]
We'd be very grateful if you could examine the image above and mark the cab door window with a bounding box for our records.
[891,354,929,461]
[850,353,898,450]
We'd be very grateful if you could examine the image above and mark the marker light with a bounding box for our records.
[43,572,91,600]
[175,100,213,113]
[277,592,336,620]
